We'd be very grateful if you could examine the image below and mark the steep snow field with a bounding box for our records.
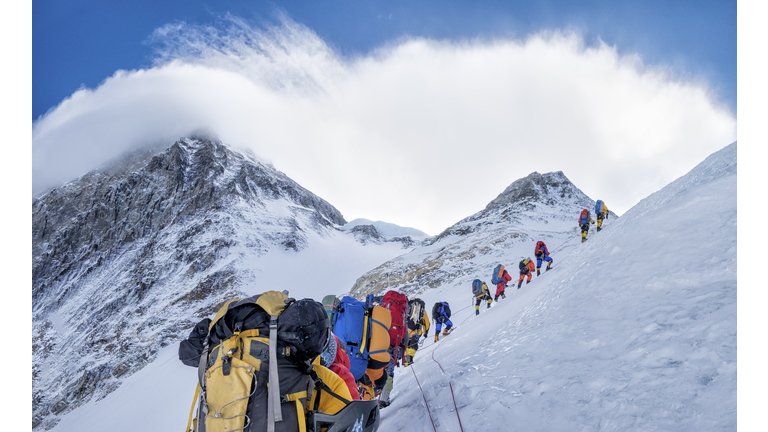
[381,143,736,431]
[49,143,736,431]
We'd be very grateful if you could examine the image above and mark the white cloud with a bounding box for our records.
[32,16,735,235]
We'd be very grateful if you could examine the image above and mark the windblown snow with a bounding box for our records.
[43,142,735,431]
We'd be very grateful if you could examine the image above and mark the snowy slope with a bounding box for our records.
[380,142,736,431]
[45,142,735,432]
[349,171,609,298]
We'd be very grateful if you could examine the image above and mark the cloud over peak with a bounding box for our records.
[32,16,735,234]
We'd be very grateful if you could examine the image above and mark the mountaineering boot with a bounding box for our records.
[546,265,552,272]
[434,335,439,343]
[597,226,602,232]
[581,237,587,243]
[379,379,392,408]
[476,309,480,316]
[487,302,492,308]
[526,280,530,284]
[501,294,506,299]
[517,280,523,289]
[537,269,541,276]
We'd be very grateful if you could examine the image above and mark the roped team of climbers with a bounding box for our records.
[177,201,610,431]
[580,199,609,242]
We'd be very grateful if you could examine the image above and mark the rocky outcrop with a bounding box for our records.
[31,138,347,429]
[347,224,420,249]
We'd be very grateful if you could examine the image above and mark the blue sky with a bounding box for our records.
[33,0,735,120]
[30,0,738,235]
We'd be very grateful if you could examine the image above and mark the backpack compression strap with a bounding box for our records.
[185,383,201,432]
[268,315,282,432]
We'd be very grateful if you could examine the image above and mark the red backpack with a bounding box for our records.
[579,209,590,224]
[380,290,409,348]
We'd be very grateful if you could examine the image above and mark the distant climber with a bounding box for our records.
[472,279,493,315]
[595,200,609,232]
[432,301,453,342]
[493,267,512,301]
[518,257,536,288]
[578,208,595,243]
[534,241,553,275]
[404,298,430,367]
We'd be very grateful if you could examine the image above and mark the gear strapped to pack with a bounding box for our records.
[180,291,375,432]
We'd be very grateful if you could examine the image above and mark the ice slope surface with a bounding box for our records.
[380,143,736,431]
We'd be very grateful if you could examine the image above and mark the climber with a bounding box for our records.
[432,301,453,342]
[495,269,512,301]
[595,200,609,232]
[320,333,361,400]
[178,292,362,432]
[517,257,536,288]
[534,241,553,275]
[472,280,493,315]
[578,208,595,243]
[403,298,430,367]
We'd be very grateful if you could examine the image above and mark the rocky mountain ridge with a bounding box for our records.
[350,171,614,298]
[31,137,404,429]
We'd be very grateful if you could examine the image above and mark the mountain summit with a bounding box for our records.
[350,170,605,297]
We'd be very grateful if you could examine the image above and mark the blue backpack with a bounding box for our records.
[579,209,590,225]
[491,264,503,285]
[595,200,603,215]
[332,295,390,380]
[472,279,484,296]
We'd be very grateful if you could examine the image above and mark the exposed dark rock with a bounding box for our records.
[31,138,348,428]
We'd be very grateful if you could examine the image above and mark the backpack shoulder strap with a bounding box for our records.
[308,366,351,411]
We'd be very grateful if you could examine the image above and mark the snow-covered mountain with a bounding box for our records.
[377,142,736,431]
[31,137,410,430]
[342,218,430,239]
[35,140,736,432]
[349,170,615,298]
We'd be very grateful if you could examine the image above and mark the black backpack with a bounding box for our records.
[183,291,333,432]
[407,298,426,331]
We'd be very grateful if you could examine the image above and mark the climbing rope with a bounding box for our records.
[431,337,465,432]
[548,232,580,255]
[409,364,438,432]
[406,303,475,431]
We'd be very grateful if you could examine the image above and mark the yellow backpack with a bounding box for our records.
[185,291,331,432]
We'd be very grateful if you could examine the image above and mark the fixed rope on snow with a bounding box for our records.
[409,364,438,432]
